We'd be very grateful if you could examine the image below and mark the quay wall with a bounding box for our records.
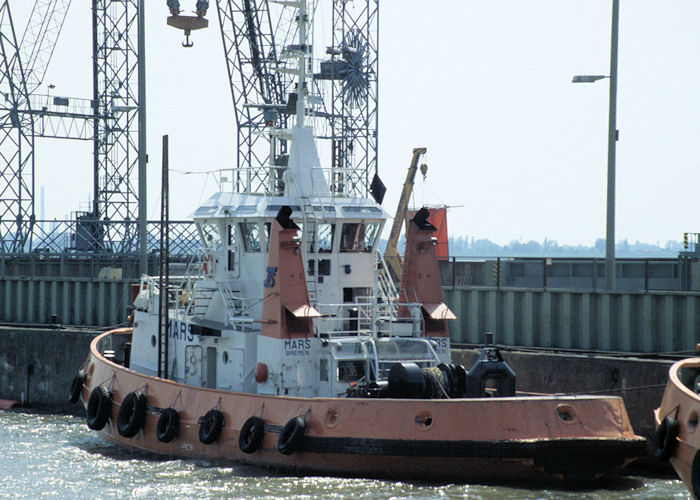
[444,287,700,354]
[0,326,673,439]
[0,327,96,412]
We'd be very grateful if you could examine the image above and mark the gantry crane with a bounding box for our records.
[0,0,149,255]
[0,0,71,252]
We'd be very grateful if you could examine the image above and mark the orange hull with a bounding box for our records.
[78,329,646,483]
[655,358,700,498]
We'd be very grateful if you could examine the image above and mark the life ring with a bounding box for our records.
[199,409,224,445]
[653,416,680,461]
[117,391,147,438]
[278,416,305,455]
[156,408,180,443]
[239,416,265,454]
[86,386,112,430]
[69,370,86,404]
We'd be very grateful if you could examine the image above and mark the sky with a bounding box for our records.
[10,1,700,247]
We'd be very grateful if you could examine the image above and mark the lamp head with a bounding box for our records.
[572,75,607,83]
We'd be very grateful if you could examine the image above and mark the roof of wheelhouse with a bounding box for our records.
[192,192,390,221]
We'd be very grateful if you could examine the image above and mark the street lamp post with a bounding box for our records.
[573,0,619,290]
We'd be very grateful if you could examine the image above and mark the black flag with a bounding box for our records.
[370,173,386,205]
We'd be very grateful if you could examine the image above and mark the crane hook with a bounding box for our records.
[419,163,428,180]
[182,29,194,48]
[166,0,209,48]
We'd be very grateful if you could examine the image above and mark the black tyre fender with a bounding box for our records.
[278,416,305,455]
[653,416,680,462]
[117,391,147,438]
[69,370,86,404]
[239,416,265,454]
[86,386,112,430]
[156,408,180,443]
[199,409,224,445]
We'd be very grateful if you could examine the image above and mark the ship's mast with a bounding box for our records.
[294,0,308,129]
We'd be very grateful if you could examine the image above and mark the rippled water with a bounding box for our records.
[0,410,690,499]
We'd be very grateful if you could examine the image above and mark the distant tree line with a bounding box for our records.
[382,236,683,258]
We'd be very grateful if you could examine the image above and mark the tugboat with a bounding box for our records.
[654,356,700,498]
[70,0,645,483]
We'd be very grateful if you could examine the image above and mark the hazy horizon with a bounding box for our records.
[389,234,684,258]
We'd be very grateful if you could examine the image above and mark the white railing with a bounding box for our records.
[214,165,369,198]
[373,337,442,379]
[324,336,442,382]
[313,299,425,339]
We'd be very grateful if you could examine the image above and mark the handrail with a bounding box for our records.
[214,165,371,198]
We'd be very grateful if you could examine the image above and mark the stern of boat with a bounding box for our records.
[655,357,700,498]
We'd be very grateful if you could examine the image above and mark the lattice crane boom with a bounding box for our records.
[19,0,71,94]
[214,0,378,198]
[215,0,292,189]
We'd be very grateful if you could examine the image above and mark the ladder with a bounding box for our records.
[299,196,318,304]
[218,280,243,325]
[375,250,399,318]
[157,135,170,379]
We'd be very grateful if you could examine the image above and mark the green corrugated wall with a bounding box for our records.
[443,287,699,354]
[1,278,698,351]
[1,277,132,327]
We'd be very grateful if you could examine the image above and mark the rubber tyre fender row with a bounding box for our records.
[86,386,112,431]
[239,416,265,454]
[156,408,180,443]
[278,416,305,455]
[199,409,224,445]
[117,391,147,438]
[653,416,680,462]
[69,370,86,404]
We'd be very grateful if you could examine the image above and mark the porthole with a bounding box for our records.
[222,351,229,364]
[150,335,156,347]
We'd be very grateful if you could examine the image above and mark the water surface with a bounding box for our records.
[0,410,690,499]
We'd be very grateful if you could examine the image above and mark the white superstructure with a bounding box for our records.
[129,0,449,399]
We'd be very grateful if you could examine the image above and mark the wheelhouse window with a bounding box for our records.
[201,222,222,250]
[227,224,235,246]
[316,223,335,253]
[340,222,380,252]
[239,222,261,252]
